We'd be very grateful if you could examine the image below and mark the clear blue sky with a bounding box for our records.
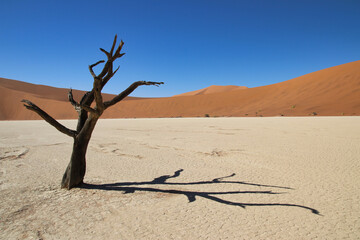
[1,0,359,97]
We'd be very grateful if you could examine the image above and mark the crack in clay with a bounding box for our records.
[0,147,29,160]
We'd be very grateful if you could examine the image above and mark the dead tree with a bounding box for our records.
[22,36,163,189]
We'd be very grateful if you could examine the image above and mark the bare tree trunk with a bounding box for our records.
[61,115,99,189]
[61,139,87,189]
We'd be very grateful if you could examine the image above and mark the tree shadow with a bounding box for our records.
[80,169,320,215]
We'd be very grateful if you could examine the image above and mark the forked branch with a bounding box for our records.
[83,35,127,113]
[21,100,77,138]
[104,81,164,109]
[91,35,125,82]
[114,40,125,59]
[68,89,97,114]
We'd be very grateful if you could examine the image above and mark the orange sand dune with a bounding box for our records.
[1,60,359,120]
[104,60,360,118]
[173,85,247,97]
[0,78,134,120]
[0,78,121,103]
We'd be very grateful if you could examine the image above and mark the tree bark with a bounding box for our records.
[61,115,99,189]
[61,139,88,189]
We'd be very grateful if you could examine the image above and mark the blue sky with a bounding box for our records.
[1,0,359,97]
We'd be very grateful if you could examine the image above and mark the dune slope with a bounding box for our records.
[172,85,247,97]
[104,60,360,118]
[1,60,359,120]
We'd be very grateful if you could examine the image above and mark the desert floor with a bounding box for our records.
[0,117,359,239]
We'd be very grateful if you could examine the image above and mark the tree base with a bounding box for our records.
[61,142,87,190]
[61,167,84,189]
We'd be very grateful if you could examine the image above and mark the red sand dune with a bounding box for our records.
[1,60,360,120]
[173,85,247,97]
[0,78,131,120]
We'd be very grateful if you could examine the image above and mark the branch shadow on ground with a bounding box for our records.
[80,169,320,215]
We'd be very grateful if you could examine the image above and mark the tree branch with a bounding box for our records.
[104,65,120,85]
[93,77,104,113]
[112,65,120,76]
[68,89,97,114]
[68,89,81,112]
[104,81,164,109]
[89,60,105,78]
[80,104,97,114]
[97,61,111,79]
[114,40,125,58]
[80,91,91,105]
[21,100,77,138]
[109,35,117,56]
[100,48,111,59]
[96,37,125,81]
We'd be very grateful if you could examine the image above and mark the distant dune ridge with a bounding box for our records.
[172,85,248,97]
[1,60,359,120]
